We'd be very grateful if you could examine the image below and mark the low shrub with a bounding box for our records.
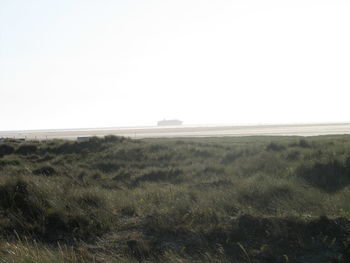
[32,165,57,176]
[104,135,128,143]
[48,138,104,154]
[221,151,243,164]
[299,139,311,148]
[0,179,49,235]
[0,178,112,241]
[0,144,15,157]
[237,183,293,212]
[94,161,121,173]
[0,158,20,167]
[266,142,286,151]
[285,150,300,161]
[16,145,38,155]
[136,168,183,184]
[297,158,350,192]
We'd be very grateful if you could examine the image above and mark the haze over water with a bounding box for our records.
[1,0,350,130]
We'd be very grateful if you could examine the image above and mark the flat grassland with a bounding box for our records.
[0,135,349,262]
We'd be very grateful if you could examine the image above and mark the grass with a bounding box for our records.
[0,135,349,262]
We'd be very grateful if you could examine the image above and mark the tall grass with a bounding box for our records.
[0,135,349,262]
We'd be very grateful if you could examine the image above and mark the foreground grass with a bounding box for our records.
[0,135,349,262]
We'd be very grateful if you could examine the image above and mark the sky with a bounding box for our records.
[1,0,350,130]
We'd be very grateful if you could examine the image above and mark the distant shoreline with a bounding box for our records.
[2,122,350,140]
[2,121,350,134]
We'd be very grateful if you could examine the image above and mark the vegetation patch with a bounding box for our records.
[0,144,15,157]
[135,168,183,184]
[0,135,349,262]
[0,158,20,167]
[32,165,57,176]
[298,158,350,192]
[15,144,38,155]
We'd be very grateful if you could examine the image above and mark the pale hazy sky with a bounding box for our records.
[1,0,350,130]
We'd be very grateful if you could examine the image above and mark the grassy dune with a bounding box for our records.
[0,135,349,262]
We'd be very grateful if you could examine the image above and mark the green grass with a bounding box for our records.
[0,135,349,262]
